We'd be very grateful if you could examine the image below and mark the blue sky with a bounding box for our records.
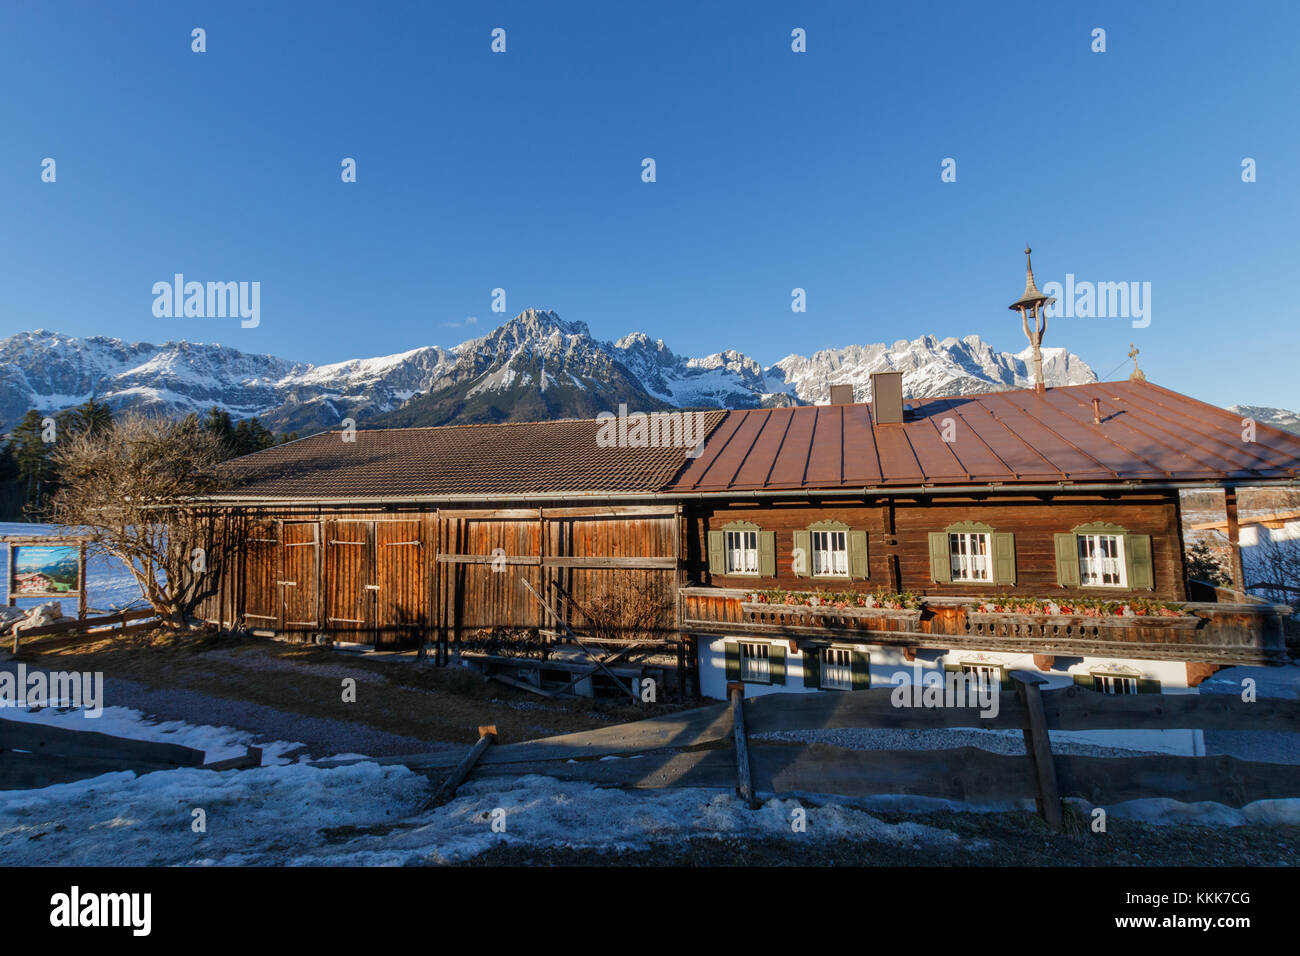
[2,1,1297,409]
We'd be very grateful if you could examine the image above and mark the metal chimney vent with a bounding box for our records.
[829,383,855,405]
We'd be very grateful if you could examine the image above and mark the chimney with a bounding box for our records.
[870,371,904,424]
[829,383,854,405]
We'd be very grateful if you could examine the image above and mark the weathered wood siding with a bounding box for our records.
[196,505,681,650]
[688,493,1188,601]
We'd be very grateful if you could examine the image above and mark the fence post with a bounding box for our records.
[1011,670,1063,830]
[728,681,757,809]
[425,724,498,809]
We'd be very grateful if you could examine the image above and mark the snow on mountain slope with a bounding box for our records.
[0,314,1104,434]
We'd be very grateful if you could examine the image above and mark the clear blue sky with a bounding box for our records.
[2,1,1297,409]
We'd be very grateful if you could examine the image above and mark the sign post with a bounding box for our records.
[3,535,91,620]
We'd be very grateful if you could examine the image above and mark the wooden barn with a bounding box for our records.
[190,369,1300,735]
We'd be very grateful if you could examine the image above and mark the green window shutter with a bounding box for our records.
[848,530,869,580]
[707,531,725,577]
[1054,533,1080,587]
[1072,673,1094,691]
[724,641,740,682]
[758,531,776,577]
[802,648,820,688]
[770,643,786,685]
[851,650,870,690]
[1126,534,1154,590]
[792,530,811,577]
[1136,678,1161,695]
[992,532,1016,585]
[928,532,952,583]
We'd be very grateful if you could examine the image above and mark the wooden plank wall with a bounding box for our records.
[688,493,1188,601]
[195,505,681,653]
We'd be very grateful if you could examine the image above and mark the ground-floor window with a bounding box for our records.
[1094,674,1138,695]
[820,646,853,690]
[740,641,770,683]
[961,663,1001,695]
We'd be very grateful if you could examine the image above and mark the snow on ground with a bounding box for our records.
[0,761,969,867]
[1199,662,1300,699]
[0,521,144,615]
[2,701,1299,866]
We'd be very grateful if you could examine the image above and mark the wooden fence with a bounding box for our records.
[8,607,158,654]
[362,678,1300,825]
[0,717,263,790]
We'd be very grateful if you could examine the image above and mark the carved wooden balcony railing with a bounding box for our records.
[679,587,1291,665]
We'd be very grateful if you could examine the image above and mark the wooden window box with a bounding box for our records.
[965,611,1201,630]
[741,601,923,627]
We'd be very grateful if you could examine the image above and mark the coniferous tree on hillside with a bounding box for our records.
[9,410,58,518]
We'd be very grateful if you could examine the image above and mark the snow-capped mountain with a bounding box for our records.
[1231,405,1300,436]
[0,311,1103,433]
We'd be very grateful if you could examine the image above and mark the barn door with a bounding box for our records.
[326,520,376,641]
[243,521,280,630]
[375,520,426,648]
[279,522,321,630]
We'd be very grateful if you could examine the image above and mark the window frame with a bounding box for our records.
[1094,673,1138,695]
[739,641,771,684]
[809,521,850,579]
[724,527,760,576]
[1077,530,1128,588]
[948,530,993,583]
[820,646,854,691]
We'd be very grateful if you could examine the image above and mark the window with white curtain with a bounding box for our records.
[820,647,853,690]
[725,529,759,574]
[1078,533,1126,587]
[811,530,848,577]
[740,642,770,683]
[948,532,991,582]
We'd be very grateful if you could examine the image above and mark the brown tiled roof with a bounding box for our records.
[668,381,1300,492]
[211,413,726,501]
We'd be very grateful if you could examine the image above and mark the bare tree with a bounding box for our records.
[50,414,232,628]
[573,575,674,645]
[1241,489,1300,612]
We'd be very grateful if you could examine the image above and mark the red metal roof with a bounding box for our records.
[667,381,1300,492]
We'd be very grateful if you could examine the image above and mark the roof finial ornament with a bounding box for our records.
[1128,343,1146,382]
[1009,244,1056,395]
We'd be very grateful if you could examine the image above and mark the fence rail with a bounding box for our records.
[363,678,1300,825]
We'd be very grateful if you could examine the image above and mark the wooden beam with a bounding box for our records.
[1224,487,1245,596]
[1012,670,1063,831]
[729,682,757,809]
[202,746,263,771]
[424,726,498,808]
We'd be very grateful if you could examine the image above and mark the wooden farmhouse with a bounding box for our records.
[186,257,1299,752]
[191,374,1297,725]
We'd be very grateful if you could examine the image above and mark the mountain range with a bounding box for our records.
[0,310,1291,435]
